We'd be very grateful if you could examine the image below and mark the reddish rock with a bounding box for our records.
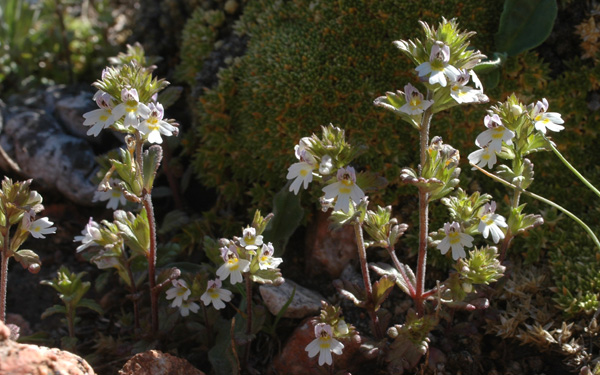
[305,210,358,278]
[271,318,363,375]
[118,350,205,375]
[0,320,95,375]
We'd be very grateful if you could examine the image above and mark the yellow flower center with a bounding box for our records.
[448,231,460,244]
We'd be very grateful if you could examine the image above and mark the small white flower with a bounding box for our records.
[165,279,191,308]
[83,92,117,136]
[240,227,263,251]
[319,155,334,175]
[111,88,151,127]
[287,161,315,195]
[24,214,57,239]
[321,166,365,213]
[437,222,473,260]
[415,42,461,87]
[530,98,565,134]
[449,70,489,104]
[305,323,344,366]
[137,102,177,144]
[179,300,200,317]
[74,218,102,253]
[398,83,433,115]
[475,114,515,152]
[478,201,507,243]
[468,145,497,169]
[216,245,250,285]
[257,242,283,270]
[93,179,127,210]
[200,278,232,310]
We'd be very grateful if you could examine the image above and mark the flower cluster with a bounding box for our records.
[286,125,366,214]
[469,97,564,171]
[83,84,177,144]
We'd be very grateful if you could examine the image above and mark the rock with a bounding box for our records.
[0,319,96,375]
[270,318,363,375]
[305,210,358,278]
[1,109,97,205]
[118,350,205,375]
[54,90,96,139]
[259,279,324,319]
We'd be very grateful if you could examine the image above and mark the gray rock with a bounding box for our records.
[259,279,323,319]
[54,90,96,139]
[1,109,97,205]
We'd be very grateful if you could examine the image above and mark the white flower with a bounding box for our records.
[93,179,127,210]
[305,323,344,366]
[74,218,102,253]
[257,242,283,270]
[415,42,461,87]
[449,70,489,104]
[179,300,200,317]
[468,145,497,169]
[530,98,565,134]
[24,214,56,239]
[398,83,433,115]
[475,114,515,152]
[83,92,117,136]
[478,201,507,243]
[111,88,151,127]
[240,227,263,251]
[319,155,334,175]
[216,245,250,285]
[137,102,177,144]
[200,278,232,310]
[437,222,473,260]
[165,279,191,308]
[321,166,365,213]
[287,162,315,194]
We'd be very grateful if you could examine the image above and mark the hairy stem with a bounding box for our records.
[415,94,433,316]
[142,194,159,334]
[0,225,11,323]
[353,221,382,338]
[244,272,253,367]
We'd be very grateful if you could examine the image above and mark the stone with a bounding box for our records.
[0,109,97,205]
[118,350,206,375]
[305,210,358,278]
[259,279,324,319]
[270,318,363,375]
[0,319,96,375]
[54,90,96,139]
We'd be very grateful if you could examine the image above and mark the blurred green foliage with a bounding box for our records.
[0,0,120,93]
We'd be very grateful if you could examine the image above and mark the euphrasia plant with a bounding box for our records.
[76,44,179,335]
[0,178,56,335]
[285,19,520,371]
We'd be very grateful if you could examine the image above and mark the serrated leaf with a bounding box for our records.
[262,185,303,256]
[521,158,535,190]
[333,279,366,307]
[373,275,395,311]
[142,145,163,192]
[495,0,557,56]
[370,262,416,297]
[78,298,103,315]
[13,249,40,270]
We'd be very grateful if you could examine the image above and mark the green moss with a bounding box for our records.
[184,0,504,209]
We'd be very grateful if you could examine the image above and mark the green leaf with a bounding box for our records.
[249,269,283,285]
[158,210,190,235]
[370,262,416,297]
[372,275,395,311]
[13,249,40,271]
[77,298,104,315]
[41,305,67,319]
[142,145,163,192]
[262,185,304,255]
[495,0,557,56]
[157,86,183,109]
[333,279,366,308]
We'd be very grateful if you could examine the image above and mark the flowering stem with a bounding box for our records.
[543,134,600,200]
[415,93,434,316]
[471,163,600,252]
[353,221,382,338]
[0,225,11,323]
[142,194,159,334]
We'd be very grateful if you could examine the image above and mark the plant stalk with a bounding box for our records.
[142,194,159,334]
[244,272,253,367]
[415,94,433,316]
[387,245,416,298]
[471,163,600,252]
[353,221,383,338]
[0,225,11,323]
